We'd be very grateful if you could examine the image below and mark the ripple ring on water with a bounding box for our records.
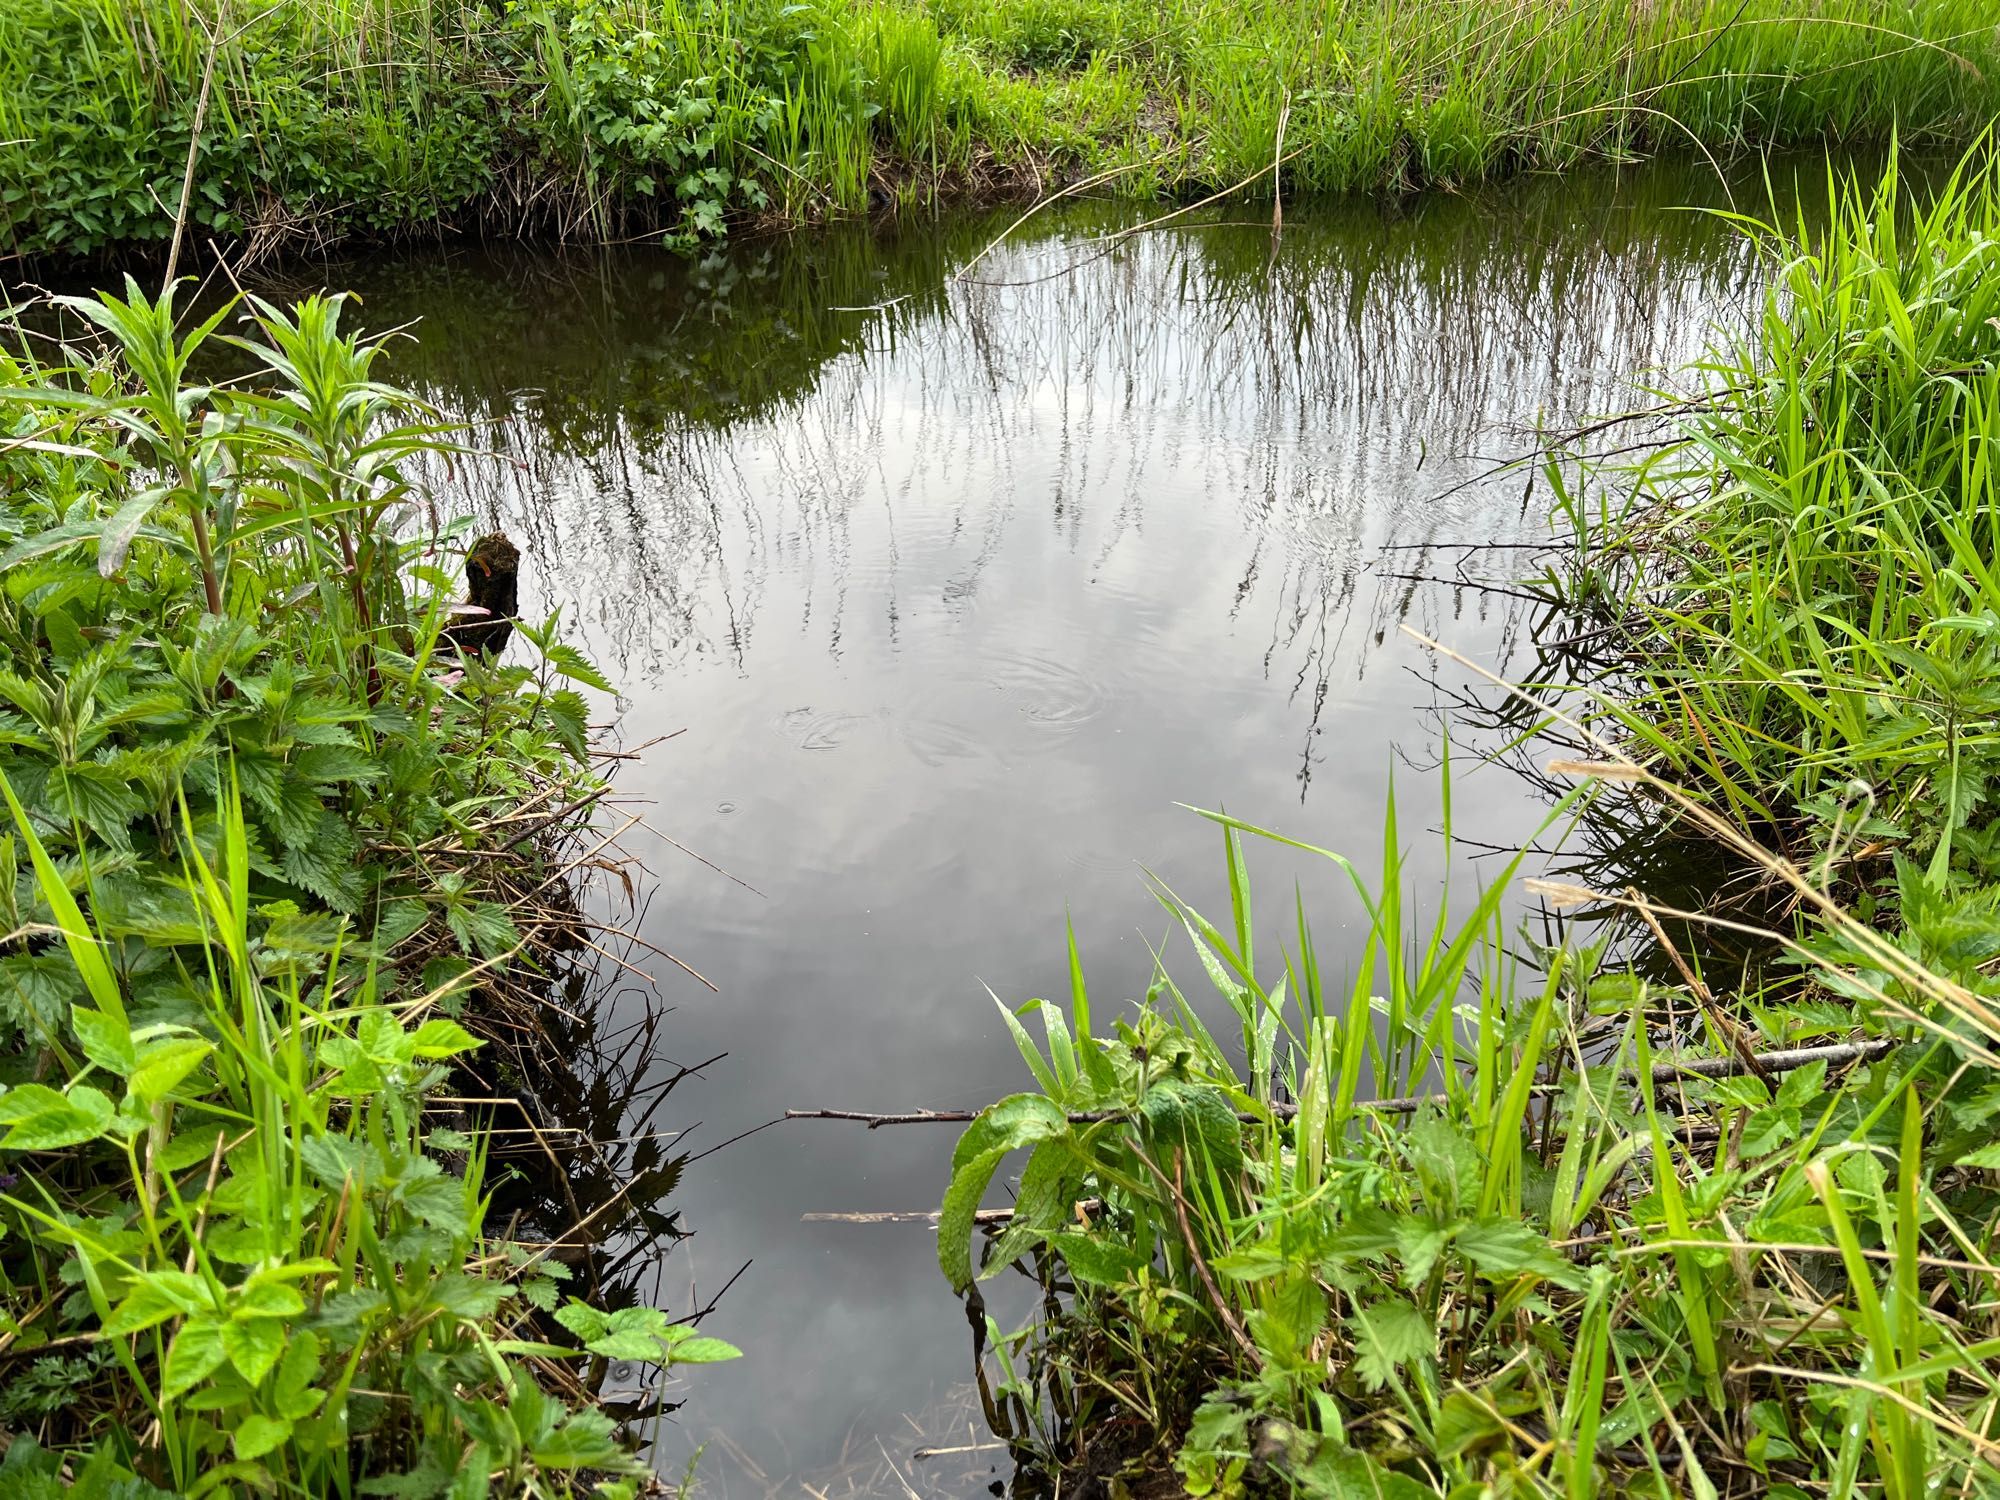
[983,648,1107,732]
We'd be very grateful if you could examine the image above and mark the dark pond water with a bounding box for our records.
[279,161,1815,1496]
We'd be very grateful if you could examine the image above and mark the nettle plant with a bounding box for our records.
[0,280,612,1037]
[0,283,735,1494]
[526,0,800,243]
[0,783,738,1494]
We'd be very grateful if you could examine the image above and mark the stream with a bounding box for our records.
[292,160,1811,1496]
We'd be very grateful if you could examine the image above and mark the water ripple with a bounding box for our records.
[983,648,1107,732]
[773,705,876,752]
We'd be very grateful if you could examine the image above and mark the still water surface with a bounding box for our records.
[307,163,1800,1495]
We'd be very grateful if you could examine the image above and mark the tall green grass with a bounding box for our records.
[3,0,1998,261]
[942,771,2000,1496]
[1563,145,2000,900]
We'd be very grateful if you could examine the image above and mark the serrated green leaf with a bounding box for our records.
[73,1006,136,1075]
[234,1414,292,1461]
[432,1272,509,1319]
[104,1270,212,1335]
[1455,1217,1583,1289]
[128,1037,212,1103]
[1053,1232,1146,1288]
[221,1315,286,1384]
[1351,1298,1435,1392]
[1139,1079,1243,1179]
[293,744,382,785]
[163,1316,228,1398]
[544,642,614,693]
[401,1175,471,1235]
[0,1082,115,1150]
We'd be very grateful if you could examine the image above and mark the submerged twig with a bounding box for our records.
[786,1035,1897,1130]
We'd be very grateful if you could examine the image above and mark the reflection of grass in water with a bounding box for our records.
[3,0,1998,259]
[337,162,1816,684]
[346,159,1791,451]
[697,1382,1013,1500]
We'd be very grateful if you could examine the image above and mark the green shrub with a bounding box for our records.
[0,281,734,1495]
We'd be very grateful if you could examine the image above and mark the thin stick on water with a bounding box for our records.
[785,1036,1897,1130]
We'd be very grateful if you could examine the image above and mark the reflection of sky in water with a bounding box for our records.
[312,164,1807,1496]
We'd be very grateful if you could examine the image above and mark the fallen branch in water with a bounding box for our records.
[803,1199,1104,1226]
[803,1207,1014,1225]
[785,1036,1898,1129]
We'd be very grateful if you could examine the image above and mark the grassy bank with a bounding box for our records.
[3,0,1999,262]
[0,284,731,1493]
[1562,148,2000,906]
[933,152,2000,1495]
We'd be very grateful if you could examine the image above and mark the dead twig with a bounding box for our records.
[784,1036,1897,1129]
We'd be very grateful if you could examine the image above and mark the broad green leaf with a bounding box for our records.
[98,488,166,577]
[553,1302,611,1342]
[1053,1232,1147,1288]
[983,1137,1081,1271]
[234,1414,292,1462]
[581,1329,669,1361]
[73,1007,136,1075]
[585,1307,677,1360]
[1456,1217,1584,1289]
[163,1316,229,1398]
[939,1145,1012,1292]
[221,1315,286,1384]
[949,1093,1068,1175]
[940,1095,1071,1290]
[409,1018,480,1058]
[273,1330,325,1420]
[128,1037,213,1104]
[103,1271,213,1335]
[0,1083,115,1151]
[544,642,614,693]
[1390,1215,1453,1288]
[431,1272,509,1319]
[531,1410,624,1469]
[1351,1298,1435,1392]
[234,1280,307,1320]
[663,1336,741,1364]
[1434,1391,1510,1459]
[402,1176,471,1236]
[1139,1080,1243,1179]
[447,1444,492,1500]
